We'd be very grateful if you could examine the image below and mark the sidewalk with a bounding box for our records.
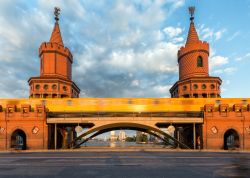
[1,147,250,153]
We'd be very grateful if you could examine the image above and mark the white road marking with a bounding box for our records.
[79,163,141,166]
[189,163,225,166]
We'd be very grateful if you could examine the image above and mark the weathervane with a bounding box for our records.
[54,7,61,22]
[188,6,195,21]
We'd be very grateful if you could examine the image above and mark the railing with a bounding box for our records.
[47,111,203,118]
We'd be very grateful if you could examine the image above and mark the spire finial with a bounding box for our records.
[188,6,195,21]
[54,7,61,22]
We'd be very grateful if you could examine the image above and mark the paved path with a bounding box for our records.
[0,151,249,178]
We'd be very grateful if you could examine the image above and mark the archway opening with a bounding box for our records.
[11,129,27,150]
[69,123,190,149]
[224,129,240,150]
[75,127,173,149]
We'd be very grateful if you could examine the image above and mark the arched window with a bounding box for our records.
[197,56,203,67]
[43,84,48,90]
[35,84,40,90]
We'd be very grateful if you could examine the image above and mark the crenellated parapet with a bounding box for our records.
[178,41,209,62]
[39,42,73,63]
[0,104,46,119]
[205,104,248,112]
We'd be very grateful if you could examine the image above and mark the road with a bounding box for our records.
[0,150,249,178]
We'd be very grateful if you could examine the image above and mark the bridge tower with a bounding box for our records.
[28,7,80,98]
[170,7,222,98]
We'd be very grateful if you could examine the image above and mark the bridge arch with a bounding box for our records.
[70,122,189,149]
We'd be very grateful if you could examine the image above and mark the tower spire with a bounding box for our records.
[189,6,195,21]
[49,7,64,46]
[186,6,199,45]
[54,7,60,22]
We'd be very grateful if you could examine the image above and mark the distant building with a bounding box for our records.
[110,131,118,141]
[118,131,126,141]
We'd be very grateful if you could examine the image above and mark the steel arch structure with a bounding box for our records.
[68,122,190,149]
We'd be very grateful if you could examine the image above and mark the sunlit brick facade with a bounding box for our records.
[0,7,249,151]
[28,14,80,98]
[170,12,221,98]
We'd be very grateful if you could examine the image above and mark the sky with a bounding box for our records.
[0,0,250,98]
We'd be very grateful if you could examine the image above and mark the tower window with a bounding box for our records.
[193,84,198,89]
[197,56,203,67]
[210,84,215,89]
[43,84,48,90]
[183,85,187,91]
[63,86,67,91]
[52,84,57,90]
[202,84,207,89]
[35,84,40,90]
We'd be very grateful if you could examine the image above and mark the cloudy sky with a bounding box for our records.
[0,0,250,98]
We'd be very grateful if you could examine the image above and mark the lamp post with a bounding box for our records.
[177,127,183,148]
[242,115,245,150]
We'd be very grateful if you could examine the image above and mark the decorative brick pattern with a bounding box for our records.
[28,19,80,98]
[170,17,221,98]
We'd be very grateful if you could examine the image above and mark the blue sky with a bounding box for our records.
[0,0,250,98]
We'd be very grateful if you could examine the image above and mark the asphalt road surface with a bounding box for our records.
[0,151,249,178]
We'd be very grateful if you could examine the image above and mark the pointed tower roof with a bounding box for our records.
[185,6,199,45]
[49,22,64,46]
[186,21,199,44]
[49,7,64,46]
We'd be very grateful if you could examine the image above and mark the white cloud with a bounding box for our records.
[212,70,223,74]
[199,27,227,41]
[172,37,184,43]
[221,87,227,93]
[201,28,214,40]
[162,26,184,44]
[165,0,185,14]
[227,31,240,42]
[210,55,229,69]
[234,53,250,61]
[163,26,182,38]
[0,0,189,98]
[246,53,250,58]
[235,57,242,61]
[224,67,237,74]
[153,85,172,97]
[105,42,179,74]
[214,29,227,40]
[131,80,140,87]
[213,67,237,75]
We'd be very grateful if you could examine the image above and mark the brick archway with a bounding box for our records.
[224,129,240,150]
[11,129,27,150]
